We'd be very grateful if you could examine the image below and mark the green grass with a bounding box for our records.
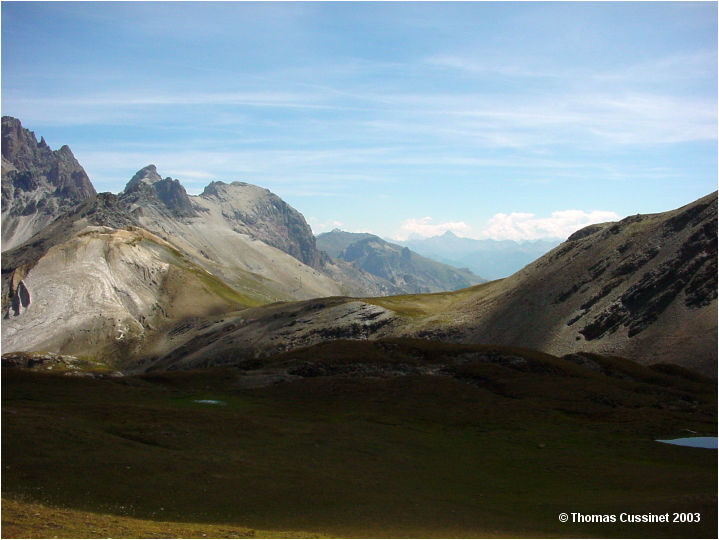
[2,342,716,538]
[1,497,325,539]
[190,266,266,308]
[364,280,501,319]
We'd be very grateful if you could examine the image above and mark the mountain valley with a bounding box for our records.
[2,117,716,538]
[399,232,560,280]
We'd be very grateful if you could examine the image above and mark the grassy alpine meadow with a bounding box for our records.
[2,340,717,538]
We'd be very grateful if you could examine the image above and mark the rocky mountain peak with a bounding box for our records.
[199,180,228,199]
[197,179,323,268]
[2,117,96,250]
[199,180,268,202]
[125,164,162,190]
[122,165,196,218]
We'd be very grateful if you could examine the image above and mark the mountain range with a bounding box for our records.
[316,230,484,293]
[398,232,560,280]
[1,117,717,376]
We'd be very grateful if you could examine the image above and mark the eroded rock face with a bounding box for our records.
[5,279,30,318]
[2,117,96,250]
[0,226,252,366]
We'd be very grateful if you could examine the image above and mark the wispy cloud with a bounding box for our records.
[392,210,621,242]
[307,217,345,235]
[394,217,473,241]
[478,210,621,241]
[3,1,715,241]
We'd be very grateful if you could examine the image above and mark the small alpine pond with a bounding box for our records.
[655,437,717,449]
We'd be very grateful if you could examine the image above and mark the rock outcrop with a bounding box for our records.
[2,116,96,250]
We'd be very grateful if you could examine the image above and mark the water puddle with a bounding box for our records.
[655,437,717,449]
[192,399,226,406]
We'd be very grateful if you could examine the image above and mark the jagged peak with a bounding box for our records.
[56,144,76,160]
[1,116,22,130]
[121,165,196,218]
[127,164,162,187]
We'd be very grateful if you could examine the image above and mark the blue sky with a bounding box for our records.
[2,1,717,241]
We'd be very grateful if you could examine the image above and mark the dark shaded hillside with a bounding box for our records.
[442,192,718,376]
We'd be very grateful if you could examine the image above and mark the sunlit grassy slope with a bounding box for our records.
[1,497,323,539]
[3,339,716,538]
[363,280,500,319]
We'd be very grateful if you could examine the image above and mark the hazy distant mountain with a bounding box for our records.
[399,232,559,280]
[317,230,485,293]
[1,116,96,250]
[315,230,376,259]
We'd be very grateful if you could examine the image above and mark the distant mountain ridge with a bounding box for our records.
[316,230,485,293]
[399,231,560,280]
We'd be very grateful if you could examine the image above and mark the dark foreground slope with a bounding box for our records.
[3,339,716,538]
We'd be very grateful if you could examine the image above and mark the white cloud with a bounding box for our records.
[392,210,621,242]
[394,217,472,241]
[478,209,621,241]
[307,217,345,235]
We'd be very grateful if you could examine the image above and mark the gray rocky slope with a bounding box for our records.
[316,230,484,293]
[1,117,96,250]
[448,191,718,375]
[0,119,404,363]
[117,165,401,299]
[1,222,254,365]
